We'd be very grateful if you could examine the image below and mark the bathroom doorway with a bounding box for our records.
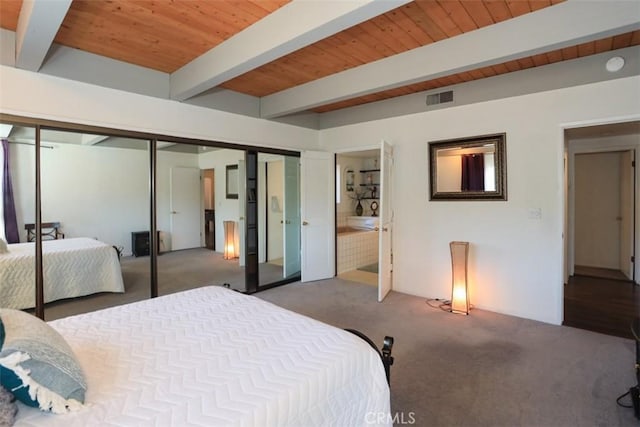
[335,149,381,288]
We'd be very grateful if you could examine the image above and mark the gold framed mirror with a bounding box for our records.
[429,133,507,201]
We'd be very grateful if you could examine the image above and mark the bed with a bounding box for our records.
[0,237,125,310]
[9,286,392,426]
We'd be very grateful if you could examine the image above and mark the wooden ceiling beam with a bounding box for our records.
[15,0,71,71]
[170,0,412,101]
[260,0,640,118]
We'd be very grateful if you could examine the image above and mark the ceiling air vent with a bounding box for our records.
[426,90,454,106]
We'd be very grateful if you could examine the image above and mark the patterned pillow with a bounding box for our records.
[0,309,86,413]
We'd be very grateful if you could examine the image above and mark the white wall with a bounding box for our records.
[0,66,318,151]
[3,62,639,326]
[436,155,461,192]
[12,143,149,253]
[10,142,270,257]
[321,76,640,325]
[11,142,215,255]
[336,155,365,221]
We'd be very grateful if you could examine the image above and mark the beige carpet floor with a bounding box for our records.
[258,279,638,427]
[35,261,638,426]
[39,248,287,320]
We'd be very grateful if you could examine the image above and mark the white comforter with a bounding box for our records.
[15,286,391,426]
[0,237,124,309]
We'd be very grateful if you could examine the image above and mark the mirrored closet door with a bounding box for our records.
[155,142,247,295]
[257,153,301,288]
[39,129,151,319]
[0,124,36,312]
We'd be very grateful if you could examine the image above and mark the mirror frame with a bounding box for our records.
[226,164,239,199]
[428,133,507,201]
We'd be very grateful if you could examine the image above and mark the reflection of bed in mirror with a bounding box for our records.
[0,237,124,309]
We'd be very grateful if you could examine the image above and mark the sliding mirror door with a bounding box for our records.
[39,129,151,319]
[257,153,301,288]
[0,124,36,312]
[156,142,247,295]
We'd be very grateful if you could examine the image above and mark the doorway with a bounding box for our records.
[564,121,640,338]
[335,150,380,289]
[574,150,634,280]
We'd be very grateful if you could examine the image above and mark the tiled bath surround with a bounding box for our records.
[337,229,379,275]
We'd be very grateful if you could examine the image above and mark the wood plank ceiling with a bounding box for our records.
[1,0,638,115]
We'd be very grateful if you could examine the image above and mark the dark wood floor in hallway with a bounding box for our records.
[564,274,639,339]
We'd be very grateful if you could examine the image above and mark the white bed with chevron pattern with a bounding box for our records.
[13,286,391,426]
[0,237,124,310]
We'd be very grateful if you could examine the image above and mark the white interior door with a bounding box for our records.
[620,150,635,279]
[238,160,246,267]
[170,167,201,251]
[301,151,335,282]
[284,156,301,277]
[258,160,267,264]
[378,141,393,301]
[575,152,621,269]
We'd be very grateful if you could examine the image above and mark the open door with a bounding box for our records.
[238,160,246,267]
[620,150,635,280]
[284,156,301,277]
[301,151,335,282]
[378,141,393,301]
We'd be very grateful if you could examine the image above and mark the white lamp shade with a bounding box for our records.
[223,221,238,259]
[450,241,470,315]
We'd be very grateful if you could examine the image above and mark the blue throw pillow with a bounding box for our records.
[0,309,86,413]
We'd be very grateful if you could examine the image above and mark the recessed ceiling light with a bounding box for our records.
[605,56,625,73]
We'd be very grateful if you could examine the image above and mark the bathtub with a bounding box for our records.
[337,226,379,275]
[347,216,379,230]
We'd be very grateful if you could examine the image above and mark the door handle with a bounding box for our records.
[303,221,309,226]
[374,226,379,231]
[171,211,177,214]
[383,227,389,232]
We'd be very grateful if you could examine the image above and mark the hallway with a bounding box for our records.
[564,273,639,339]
